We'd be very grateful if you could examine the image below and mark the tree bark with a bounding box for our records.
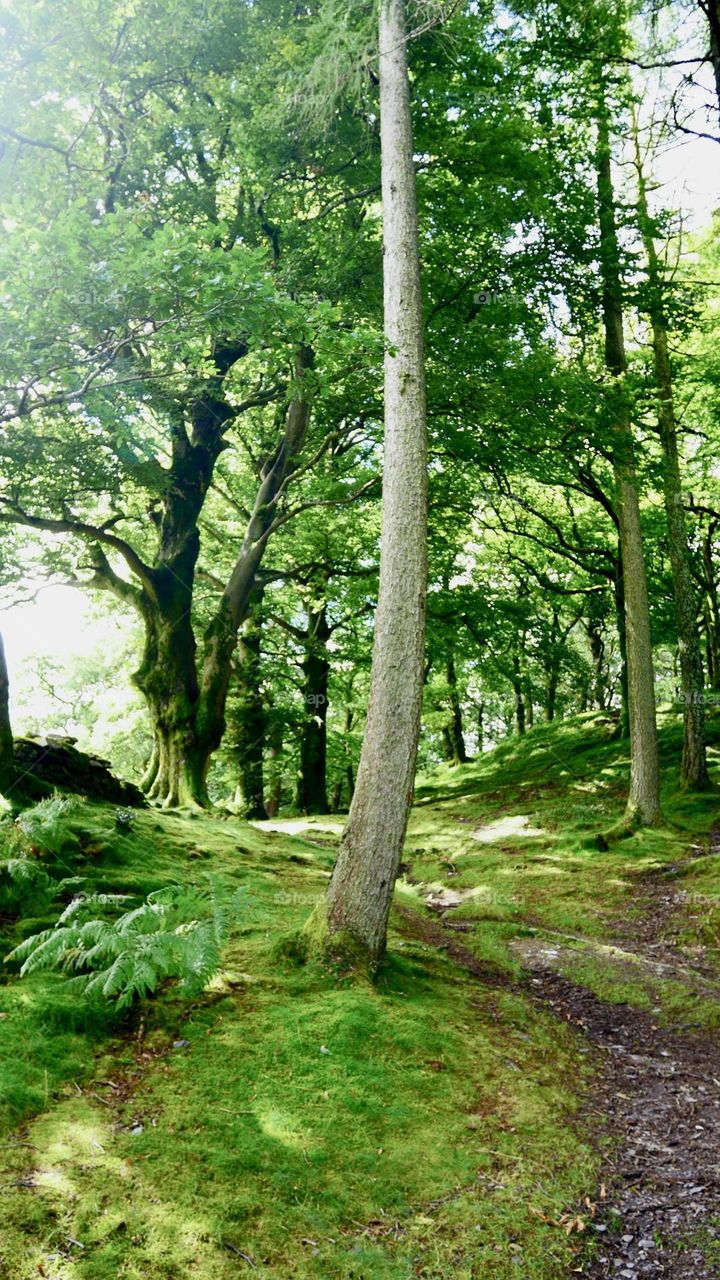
[512,653,526,735]
[295,600,330,814]
[596,97,661,826]
[233,586,266,819]
[319,0,428,967]
[0,632,16,798]
[633,127,710,791]
[265,711,284,818]
[445,656,468,763]
[701,523,720,690]
[586,614,606,711]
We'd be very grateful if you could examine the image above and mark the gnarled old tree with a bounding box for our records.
[0,345,316,806]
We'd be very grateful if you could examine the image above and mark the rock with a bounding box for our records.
[13,736,145,807]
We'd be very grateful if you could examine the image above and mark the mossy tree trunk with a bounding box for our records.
[633,124,710,791]
[596,96,661,826]
[0,632,16,798]
[318,0,428,967]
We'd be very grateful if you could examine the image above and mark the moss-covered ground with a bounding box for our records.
[0,707,718,1278]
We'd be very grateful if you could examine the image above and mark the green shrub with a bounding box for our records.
[5,878,243,1009]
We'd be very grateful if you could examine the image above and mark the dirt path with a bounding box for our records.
[402,835,720,1280]
[524,961,720,1279]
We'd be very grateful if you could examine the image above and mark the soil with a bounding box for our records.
[400,827,720,1279]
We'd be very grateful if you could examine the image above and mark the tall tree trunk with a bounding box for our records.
[318,0,428,966]
[0,632,16,798]
[295,601,330,814]
[633,124,710,791]
[445,655,468,763]
[596,97,661,825]
[233,586,266,819]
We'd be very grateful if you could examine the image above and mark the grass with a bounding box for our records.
[0,706,718,1277]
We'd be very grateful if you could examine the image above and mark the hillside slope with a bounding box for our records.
[1,710,718,1279]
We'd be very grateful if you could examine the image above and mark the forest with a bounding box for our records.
[0,0,719,1276]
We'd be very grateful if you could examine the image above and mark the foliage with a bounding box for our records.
[6,878,245,1008]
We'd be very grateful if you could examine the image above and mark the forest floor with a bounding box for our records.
[1,709,719,1279]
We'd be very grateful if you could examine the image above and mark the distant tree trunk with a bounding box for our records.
[702,522,720,690]
[586,615,606,710]
[233,586,266,819]
[544,608,561,723]
[446,656,467,763]
[296,601,330,814]
[611,548,630,737]
[319,0,428,966]
[0,633,16,797]
[265,713,283,818]
[511,654,526,735]
[476,701,485,753]
[633,124,710,791]
[596,97,661,826]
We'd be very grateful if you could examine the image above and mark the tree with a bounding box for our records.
[632,119,710,791]
[317,0,428,967]
[596,88,661,827]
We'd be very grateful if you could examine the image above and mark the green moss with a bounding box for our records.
[1,711,719,1277]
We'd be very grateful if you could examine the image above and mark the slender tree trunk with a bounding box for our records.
[233,586,266,819]
[596,98,661,825]
[544,609,561,722]
[701,523,720,689]
[512,654,526,735]
[445,656,467,763]
[633,124,710,791]
[319,0,428,966]
[586,615,606,710]
[611,549,631,737]
[295,601,330,814]
[265,713,283,818]
[0,633,16,797]
[476,701,485,753]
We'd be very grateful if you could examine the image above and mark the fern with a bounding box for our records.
[0,856,54,916]
[5,878,242,1009]
[16,795,83,857]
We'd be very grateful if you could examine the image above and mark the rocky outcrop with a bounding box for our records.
[13,736,145,807]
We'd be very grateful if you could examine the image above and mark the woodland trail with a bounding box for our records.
[403,831,720,1280]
